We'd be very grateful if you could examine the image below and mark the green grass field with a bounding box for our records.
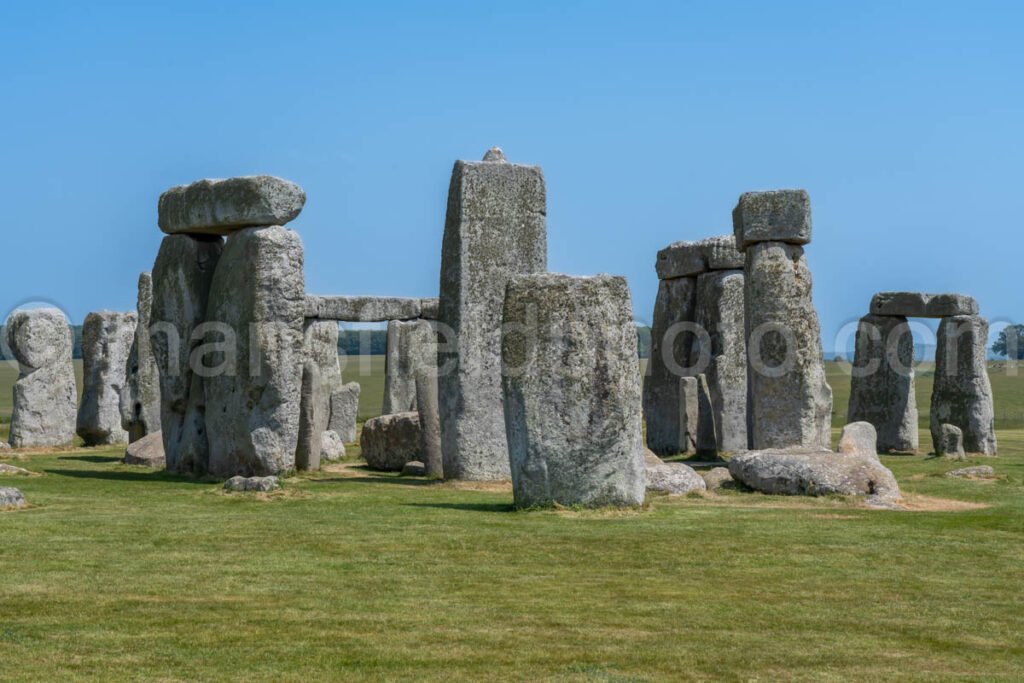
[2,359,1023,681]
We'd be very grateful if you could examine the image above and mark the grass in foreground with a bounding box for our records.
[2,429,1023,681]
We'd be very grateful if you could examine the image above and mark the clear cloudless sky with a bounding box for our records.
[1,1,1021,354]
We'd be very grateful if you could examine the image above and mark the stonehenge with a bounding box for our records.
[502,274,646,509]
[735,190,832,451]
[328,382,361,443]
[438,148,547,481]
[305,295,438,322]
[5,308,77,448]
[158,176,306,236]
[382,319,437,415]
[361,412,422,471]
[120,273,162,442]
[644,234,747,456]
[847,292,996,456]
[77,311,137,446]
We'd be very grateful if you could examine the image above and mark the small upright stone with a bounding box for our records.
[0,487,27,510]
[502,274,646,508]
[5,308,77,448]
[77,311,137,446]
[382,319,437,415]
[120,273,162,442]
[937,423,966,459]
[328,382,361,443]
[732,189,812,249]
[438,149,547,480]
[158,176,306,236]
[837,422,879,459]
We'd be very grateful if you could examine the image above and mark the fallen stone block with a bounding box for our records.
[123,430,166,468]
[223,475,281,492]
[0,487,27,509]
[361,412,422,471]
[945,465,995,479]
[728,449,900,501]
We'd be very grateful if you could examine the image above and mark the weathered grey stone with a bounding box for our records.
[0,487,27,509]
[728,449,900,501]
[695,374,718,457]
[936,423,966,460]
[328,382,361,443]
[837,421,879,460]
[321,431,346,461]
[158,176,306,236]
[151,234,223,475]
[930,315,997,455]
[401,460,427,477]
[361,412,422,471]
[732,189,812,249]
[0,463,32,476]
[701,467,734,490]
[847,315,918,453]
[295,321,342,471]
[945,465,994,479]
[439,151,547,481]
[205,226,305,477]
[870,292,979,318]
[382,319,437,415]
[502,274,646,508]
[744,241,832,450]
[646,461,706,496]
[5,309,77,448]
[77,311,137,446]
[295,361,322,472]
[692,269,747,453]
[415,368,443,479]
[120,273,162,442]
[223,475,281,492]
[124,430,166,468]
[655,241,705,279]
[655,234,745,280]
[304,295,438,322]
[0,443,9,452]
[643,277,698,456]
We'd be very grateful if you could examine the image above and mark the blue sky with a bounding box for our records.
[1,1,1020,354]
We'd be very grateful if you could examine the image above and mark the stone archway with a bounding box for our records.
[847,292,997,455]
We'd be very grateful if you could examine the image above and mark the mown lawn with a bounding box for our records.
[2,359,1023,681]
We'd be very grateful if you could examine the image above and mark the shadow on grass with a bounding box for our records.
[403,502,515,513]
[307,476,436,487]
[44,468,212,485]
[57,455,123,464]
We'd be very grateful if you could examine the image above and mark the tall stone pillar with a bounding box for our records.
[734,190,832,450]
[382,319,438,415]
[847,314,918,453]
[120,272,162,443]
[502,274,645,508]
[151,234,223,474]
[77,311,137,446]
[644,277,697,455]
[931,315,997,455]
[438,148,547,480]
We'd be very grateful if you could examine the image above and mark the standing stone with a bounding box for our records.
[936,423,966,459]
[151,234,223,475]
[438,148,547,480]
[847,314,918,453]
[692,269,747,453]
[295,320,341,470]
[837,421,879,459]
[415,368,443,479]
[930,315,997,455]
[77,311,137,446]
[695,374,718,457]
[644,277,698,455]
[502,274,646,508]
[382,319,437,415]
[737,193,832,451]
[328,382,361,443]
[5,309,77,448]
[120,273,162,443]
[205,226,306,477]
[295,360,322,471]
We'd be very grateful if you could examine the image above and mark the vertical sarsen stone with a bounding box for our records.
[438,148,547,480]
